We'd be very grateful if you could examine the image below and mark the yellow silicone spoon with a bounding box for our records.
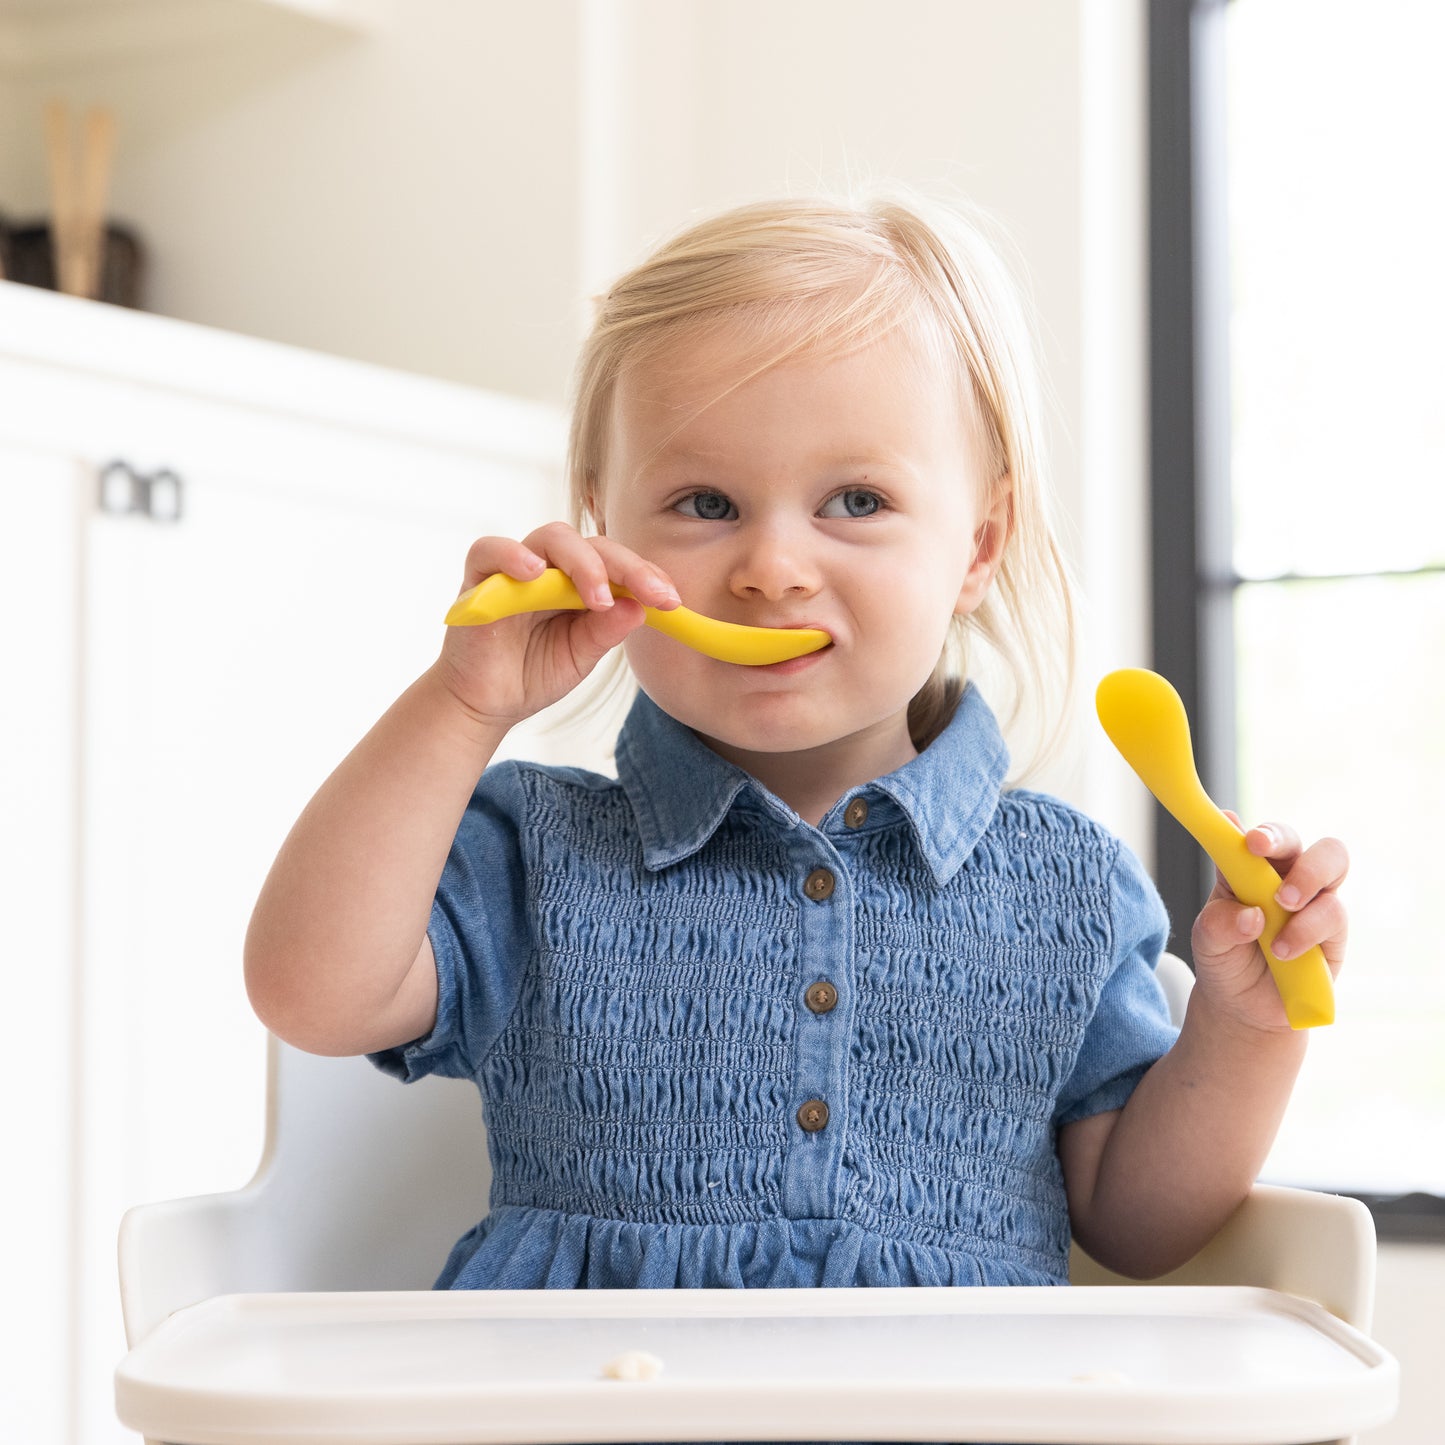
[1096,667,1334,1030]
[445,567,832,667]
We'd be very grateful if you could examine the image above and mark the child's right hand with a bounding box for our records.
[431,523,680,730]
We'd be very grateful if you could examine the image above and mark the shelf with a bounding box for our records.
[0,279,565,467]
[0,0,378,77]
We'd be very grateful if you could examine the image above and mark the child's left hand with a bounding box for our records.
[1189,818,1349,1033]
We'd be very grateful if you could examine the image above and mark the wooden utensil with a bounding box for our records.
[45,100,117,300]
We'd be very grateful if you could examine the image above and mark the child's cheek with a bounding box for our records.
[621,628,681,694]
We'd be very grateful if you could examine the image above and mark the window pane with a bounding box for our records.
[1233,574,1445,1193]
[1227,1,1445,579]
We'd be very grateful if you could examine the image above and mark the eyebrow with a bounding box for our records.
[639,443,913,475]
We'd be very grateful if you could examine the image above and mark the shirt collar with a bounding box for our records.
[614,685,1010,886]
[869,684,1011,885]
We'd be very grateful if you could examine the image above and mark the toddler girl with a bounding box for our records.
[245,194,1348,1291]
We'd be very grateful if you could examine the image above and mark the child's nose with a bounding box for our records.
[728,521,822,602]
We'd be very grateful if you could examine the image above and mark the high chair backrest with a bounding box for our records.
[120,1044,489,1346]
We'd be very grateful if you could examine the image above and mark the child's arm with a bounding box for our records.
[244,527,677,1058]
[1058,823,1348,1279]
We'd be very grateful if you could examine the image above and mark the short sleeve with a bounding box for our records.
[367,760,533,1084]
[1053,839,1179,1127]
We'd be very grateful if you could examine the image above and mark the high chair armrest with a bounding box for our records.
[1069,1182,1378,1332]
[119,1185,273,1346]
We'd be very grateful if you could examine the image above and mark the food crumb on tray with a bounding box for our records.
[601,1349,664,1382]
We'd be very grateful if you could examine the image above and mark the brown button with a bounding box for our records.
[803,867,835,902]
[844,797,869,829]
[796,1098,830,1132]
[804,980,838,1014]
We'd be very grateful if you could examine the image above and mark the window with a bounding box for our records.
[1149,0,1445,1229]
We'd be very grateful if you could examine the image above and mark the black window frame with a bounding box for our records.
[1146,0,1445,1243]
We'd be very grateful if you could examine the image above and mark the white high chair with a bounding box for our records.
[116,957,1398,1445]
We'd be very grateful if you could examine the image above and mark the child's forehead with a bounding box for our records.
[606,320,981,485]
[617,309,950,411]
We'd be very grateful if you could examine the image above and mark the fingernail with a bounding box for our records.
[645,569,678,603]
[1238,907,1265,937]
[1277,885,1300,910]
[1272,937,1293,959]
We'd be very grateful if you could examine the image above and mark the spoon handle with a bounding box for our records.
[1180,805,1335,1030]
[1097,669,1334,1030]
[444,568,831,666]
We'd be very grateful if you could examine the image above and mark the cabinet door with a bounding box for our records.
[73,438,566,1443]
[0,444,83,1445]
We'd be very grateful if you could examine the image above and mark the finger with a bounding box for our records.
[1192,897,1267,978]
[458,535,548,595]
[586,534,681,611]
[521,522,617,609]
[565,596,648,670]
[520,524,679,613]
[1268,889,1349,972]
[1272,835,1350,913]
[1243,820,1302,868]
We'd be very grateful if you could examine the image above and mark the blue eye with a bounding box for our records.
[820,489,883,518]
[676,491,737,521]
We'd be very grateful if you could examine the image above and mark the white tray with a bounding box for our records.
[114,1285,1399,1444]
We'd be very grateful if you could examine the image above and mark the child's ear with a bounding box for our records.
[954,482,1013,617]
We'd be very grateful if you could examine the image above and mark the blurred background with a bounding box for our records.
[1,0,1440,1440]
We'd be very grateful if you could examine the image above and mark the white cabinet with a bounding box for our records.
[0,280,572,1443]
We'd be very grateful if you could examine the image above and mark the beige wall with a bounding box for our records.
[1374,1243,1445,1443]
[3,3,1089,450]
[3,0,586,401]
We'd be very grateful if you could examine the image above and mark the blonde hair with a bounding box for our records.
[565,192,1077,775]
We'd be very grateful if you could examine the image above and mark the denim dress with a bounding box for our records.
[370,685,1178,1294]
